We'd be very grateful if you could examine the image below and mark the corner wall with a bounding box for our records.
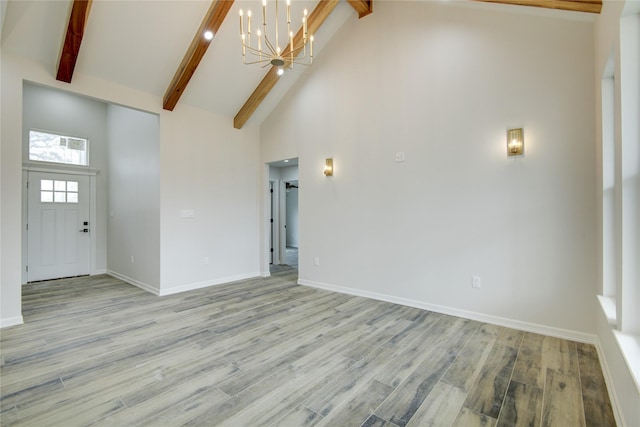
[261,2,597,337]
[107,104,161,292]
[158,104,261,295]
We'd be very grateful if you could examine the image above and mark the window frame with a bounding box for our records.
[28,129,90,167]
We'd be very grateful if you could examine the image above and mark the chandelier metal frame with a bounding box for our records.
[239,0,314,75]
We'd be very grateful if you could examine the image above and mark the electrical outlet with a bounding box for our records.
[314,257,320,267]
[130,256,134,264]
[204,256,210,265]
[395,151,405,162]
[472,276,481,288]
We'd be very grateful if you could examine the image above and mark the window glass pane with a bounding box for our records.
[67,181,78,192]
[54,180,66,191]
[54,192,66,203]
[41,191,53,203]
[67,192,78,203]
[28,130,88,166]
[41,179,53,191]
[67,193,78,203]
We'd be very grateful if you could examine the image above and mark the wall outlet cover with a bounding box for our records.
[472,276,481,288]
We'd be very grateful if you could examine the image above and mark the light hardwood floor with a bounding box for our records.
[1,270,615,426]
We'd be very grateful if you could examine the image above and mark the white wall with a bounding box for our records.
[22,83,109,277]
[280,165,299,183]
[269,164,299,181]
[262,2,596,336]
[1,54,24,327]
[159,104,260,295]
[107,104,160,292]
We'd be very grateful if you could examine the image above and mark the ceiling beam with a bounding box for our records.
[347,0,373,18]
[163,0,234,111]
[234,0,339,129]
[56,0,93,83]
[474,0,601,14]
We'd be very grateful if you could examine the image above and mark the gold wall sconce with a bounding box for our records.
[507,128,524,156]
[324,158,333,176]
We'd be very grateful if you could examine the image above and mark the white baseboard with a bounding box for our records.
[159,272,262,296]
[298,279,597,344]
[92,269,108,275]
[107,270,160,296]
[594,340,625,427]
[0,315,24,329]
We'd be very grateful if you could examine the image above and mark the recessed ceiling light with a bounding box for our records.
[204,30,214,40]
[284,159,289,163]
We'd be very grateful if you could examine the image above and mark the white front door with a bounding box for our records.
[27,172,90,281]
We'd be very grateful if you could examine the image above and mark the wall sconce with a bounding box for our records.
[507,128,524,156]
[324,158,333,176]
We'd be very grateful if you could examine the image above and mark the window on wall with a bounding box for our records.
[40,180,78,204]
[618,13,640,335]
[601,73,616,302]
[28,130,88,166]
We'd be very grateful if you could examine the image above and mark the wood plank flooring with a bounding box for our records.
[0,270,615,426]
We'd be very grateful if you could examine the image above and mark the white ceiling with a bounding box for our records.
[0,0,597,127]
[0,0,353,127]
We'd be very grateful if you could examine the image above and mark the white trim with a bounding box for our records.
[279,180,287,263]
[597,297,640,427]
[89,175,97,276]
[298,279,597,344]
[107,270,160,296]
[92,269,107,275]
[272,178,283,265]
[263,168,273,275]
[22,170,28,284]
[158,272,262,296]
[594,340,621,426]
[0,316,24,329]
[22,162,98,176]
[598,295,618,327]
[613,330,640,393]
[595,339,626,427]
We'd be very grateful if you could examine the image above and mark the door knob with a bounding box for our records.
[79,228,89,233]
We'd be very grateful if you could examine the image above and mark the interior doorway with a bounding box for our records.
[268,159,299,272]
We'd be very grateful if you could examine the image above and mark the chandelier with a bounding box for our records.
[239,0,314,76]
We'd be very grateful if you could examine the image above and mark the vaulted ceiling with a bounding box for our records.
[1,0,601,129]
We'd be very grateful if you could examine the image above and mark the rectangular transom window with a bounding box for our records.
[29,130,88,166]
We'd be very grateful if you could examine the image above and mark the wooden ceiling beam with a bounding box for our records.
[163,0,234,111]
[473,0,601,14]
[347,0,373,18]
[234,0,339,129]
[56,0,93,83]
